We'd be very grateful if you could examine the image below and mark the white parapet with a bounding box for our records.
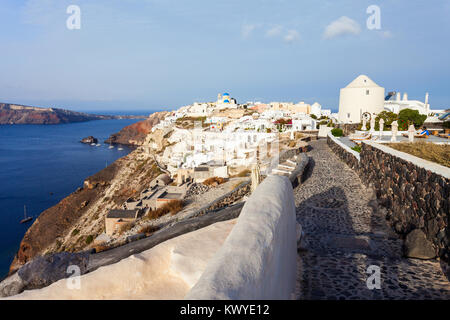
[185,175,298,300]
[279,164,296,170]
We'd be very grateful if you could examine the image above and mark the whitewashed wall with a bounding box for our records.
[185,175,298,300]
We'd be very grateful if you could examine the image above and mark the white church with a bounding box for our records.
[338,75,385,124]
[338,75,441,124]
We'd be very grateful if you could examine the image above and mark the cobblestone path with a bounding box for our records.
[295,139,450,300]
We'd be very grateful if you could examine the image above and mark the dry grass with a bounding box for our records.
[234,169,251,177]
[387,142,450,168]
[138,225,160,235]
[118,222,135,235]
[93,244,111,253]
[232,181,246,189]
[145,200,184,220]
[203,177,227,186]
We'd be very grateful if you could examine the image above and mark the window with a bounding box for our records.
[347,113,350,118]
[366,90,370,95]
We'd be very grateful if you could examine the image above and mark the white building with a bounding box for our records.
[384,92,432,115]
[338,75,385,124]
[186,102,211,117]
[310,102,322,118]
[291,117,317,131]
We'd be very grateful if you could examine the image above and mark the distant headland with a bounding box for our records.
[0,103,147,125]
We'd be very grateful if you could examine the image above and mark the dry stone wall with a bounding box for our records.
[327,133,450,263]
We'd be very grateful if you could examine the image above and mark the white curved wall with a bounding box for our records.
[185,175,298,300]
[6,219,237,300]
[338,86,385,124]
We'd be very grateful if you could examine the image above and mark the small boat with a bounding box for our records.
[20,205,33,224]
[90,143,96,146]
[96,144,101,147]
[109,145,114,149]
[118,147,124,151]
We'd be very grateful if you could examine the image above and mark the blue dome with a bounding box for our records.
[223,93,230,96]
[223,99,230,103]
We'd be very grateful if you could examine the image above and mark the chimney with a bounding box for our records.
[396,92,401,101]
[403,92,408,101]
[425,92,429,106]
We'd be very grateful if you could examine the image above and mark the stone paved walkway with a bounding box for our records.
[295,139,450,300]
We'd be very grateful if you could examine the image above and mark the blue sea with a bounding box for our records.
[0,117,147,278]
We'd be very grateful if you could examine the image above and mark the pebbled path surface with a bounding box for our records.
[294,139,450,300]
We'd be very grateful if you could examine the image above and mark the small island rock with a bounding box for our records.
[81,136,98,144]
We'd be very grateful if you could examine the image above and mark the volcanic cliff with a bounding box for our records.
[105,111,169,146]
[0,103,145,125]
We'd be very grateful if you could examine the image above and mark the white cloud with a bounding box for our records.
[380,30,393,39]
[283,29,300,43]
[241,23,300,43]
[241,24,257,39]
[265,25,283,38]
[264,26,300,43]
[323,16,361,39]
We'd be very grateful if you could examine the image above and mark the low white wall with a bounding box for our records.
[327,132,360,160]
[6,219,237,300]
[318,125,332,138]
[185,175,298,300]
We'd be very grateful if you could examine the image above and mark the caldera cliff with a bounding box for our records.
[105,111,169,146]
[0,103,146,125]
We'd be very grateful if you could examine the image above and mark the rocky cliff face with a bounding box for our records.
[0,103,145,125]
[105,111,169,146]
[9,149,161,274]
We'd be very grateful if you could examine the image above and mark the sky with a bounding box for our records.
[0,0,449,112]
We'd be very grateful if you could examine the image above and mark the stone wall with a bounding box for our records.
[327,134,360,171]
[186,175,298,299]
[360,142,449,262]
[337,123,360,136]
[184,181,251,220]
[327,133,449,263]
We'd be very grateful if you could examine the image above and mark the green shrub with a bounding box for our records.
[398,108,427,128]
[331,128,343,137]
[351,145,361,153]
[85,235,94,245]
[375,111,398,130]
[71,229,80,237]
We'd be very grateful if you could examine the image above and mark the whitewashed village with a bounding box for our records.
[1,75,449,300]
